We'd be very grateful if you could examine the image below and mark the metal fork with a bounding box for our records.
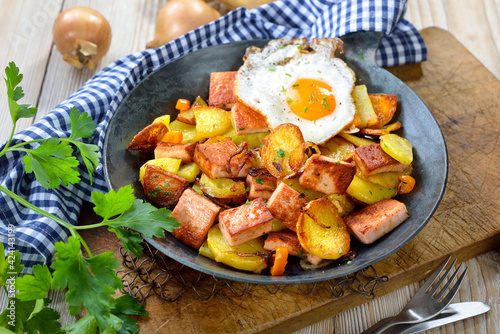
[361,257,468,334]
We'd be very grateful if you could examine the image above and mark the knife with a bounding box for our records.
[380,302,490,334]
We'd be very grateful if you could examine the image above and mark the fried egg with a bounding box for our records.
[234,38,356,144]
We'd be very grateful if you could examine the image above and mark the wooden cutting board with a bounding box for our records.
[79,27,500,333]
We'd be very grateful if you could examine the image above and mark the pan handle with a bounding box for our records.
[340,30,384,65]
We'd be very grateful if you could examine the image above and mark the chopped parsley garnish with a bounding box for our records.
[358,55,364,59]
[285,73,292,77]
[298,250,307,259]
[317,70,322,74]
[245,199,250,205]
[293,84,299,87]
[322,96,330,110]
[323,183,328,187]
[255,177,264,185]
[277,149,286,158]
[239,127,245,130]
[304,106,308,113]
[287,97,292,103]
[281,86,286,92]
[269,68,276,71]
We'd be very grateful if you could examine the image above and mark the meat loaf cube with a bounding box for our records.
[246,173,277,200]
[343,198,409,244]
[267,182,309,232]
[299,155,356,195]
[143,165,190,209]
[231,102,269,135]
[154,142,197,163]
[193,140,252,179]
[208,71,238,110]
[353,144,409,176]
[218,197,273,246]
[171,188,221,249]
[264,229,322,265]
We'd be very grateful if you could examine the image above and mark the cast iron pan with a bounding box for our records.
[103,31,448,284]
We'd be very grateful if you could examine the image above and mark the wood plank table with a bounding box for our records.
[0,1,499,333]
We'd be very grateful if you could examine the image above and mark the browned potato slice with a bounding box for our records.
[369,93,398,128]
[297,198,350,260]
[260,123,305,179]
[142,165,190,209]
[127,121,169,152]
[358,122,402,136]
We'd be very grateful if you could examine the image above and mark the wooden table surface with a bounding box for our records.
[0,1,499,333]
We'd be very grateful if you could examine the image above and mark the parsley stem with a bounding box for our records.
[0,183,93,257]
[0,126,17,157]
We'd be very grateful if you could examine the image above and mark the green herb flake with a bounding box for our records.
[269,68,276,72]
[285,73,292,77]
[277,148,286,158]
[281,86,286,92]
[358,55,364,59]
[304,106,308,113]
[287,97,292,103]
[255,177,264,185]
[293,84,299,87]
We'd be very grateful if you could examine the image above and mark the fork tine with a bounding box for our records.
[435,262,464,300]
[414,256,451,297]
[439,266,468,306]
[429,258,458,296]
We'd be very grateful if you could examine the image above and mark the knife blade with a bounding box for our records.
[381,302,490,334]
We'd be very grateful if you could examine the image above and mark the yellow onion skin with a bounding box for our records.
[146,0,220,49]
[53,7,112,69]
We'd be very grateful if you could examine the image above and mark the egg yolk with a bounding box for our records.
[284,78,336,121]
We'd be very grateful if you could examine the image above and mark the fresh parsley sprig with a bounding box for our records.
[0,62,179,333]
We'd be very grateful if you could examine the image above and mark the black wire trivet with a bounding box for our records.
[117,242,388,304]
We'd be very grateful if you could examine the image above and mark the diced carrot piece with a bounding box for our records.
[176,98,191,111]
[161,130,183,144]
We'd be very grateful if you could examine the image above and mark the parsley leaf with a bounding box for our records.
[277,149,285,158]
[22,138,80,189]
[108,226,144,257]
[51,237,123,330]
[67,107,100,184]
[111,294,148,334]
[0,243,24,286]
[15,264,51,301]
[0,298,62,334]
[64,315,98,334]
[107,199,179,236]
[255,177,264,185]
[4,62,37,122]
[92,185,135,221]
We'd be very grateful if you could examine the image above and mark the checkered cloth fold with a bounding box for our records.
[0,0,426,271]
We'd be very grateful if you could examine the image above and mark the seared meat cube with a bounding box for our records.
[193,140,252,179]
[343,198,409,244]
[171,188,221,249]
[231,102,269,135]
[353,144,409,176]
[154,142,197,163]
[246,173,277,201]
[218,198,273,246]
[299,154,356,195]
[264,229,322,265]
[208,71,238,110]
[267,182,309,232]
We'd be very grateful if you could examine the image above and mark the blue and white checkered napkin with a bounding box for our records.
[0,0,426,271]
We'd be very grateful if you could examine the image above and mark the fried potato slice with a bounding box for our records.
[260,123,306,179]
[358,122,402,136]
[369,93,397,128]
[127,121,169,152]
[352,85,379,128]
[319,136,356,162]
[297,198,350,260]
[194,106,232,137]
[346,175,397,205]
[207,225,268,273]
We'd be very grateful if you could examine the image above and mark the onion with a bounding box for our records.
[146,0,220,49]
[53,7,112,70]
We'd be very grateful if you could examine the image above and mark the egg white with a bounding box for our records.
[235,40,356,144]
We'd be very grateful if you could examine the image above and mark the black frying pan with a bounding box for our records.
[103,32,447,284]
